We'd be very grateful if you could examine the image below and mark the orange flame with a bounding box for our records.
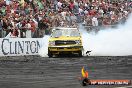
[81,66,89,78]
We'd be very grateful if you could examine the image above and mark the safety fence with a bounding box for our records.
[0,25,119,38]
[0,27,51,38]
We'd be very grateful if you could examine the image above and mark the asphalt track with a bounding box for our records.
[0,56,132,88]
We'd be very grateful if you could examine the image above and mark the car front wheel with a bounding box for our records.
[78,51,82,57]
[48,50,53,58]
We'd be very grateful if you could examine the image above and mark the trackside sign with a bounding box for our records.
[0,38,43,56]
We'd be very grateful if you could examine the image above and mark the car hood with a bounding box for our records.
[49,36,82,41]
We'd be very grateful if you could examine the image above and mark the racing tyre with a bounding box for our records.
[78,51,82,57]
[48,50,53,58]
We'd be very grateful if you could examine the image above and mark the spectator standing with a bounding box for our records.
[57,0,62,9]
[2,17,9,37]
[25,20,32,38]
[61,9,67,20]
[10,29,19,38]
[38,19,48,37]
[102,16,111,27]
[0,0,131,38]
[92,16,99,32]
[0,18,2,38]
[92,16,98,27]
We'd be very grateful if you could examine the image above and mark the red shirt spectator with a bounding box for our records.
[69,1,74,10]
[30,20,36,32]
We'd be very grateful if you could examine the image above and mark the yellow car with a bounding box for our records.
[48,27,83,57]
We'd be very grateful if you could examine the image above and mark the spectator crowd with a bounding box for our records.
[0,0,132,38]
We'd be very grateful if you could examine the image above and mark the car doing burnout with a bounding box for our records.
[48,27,83,57]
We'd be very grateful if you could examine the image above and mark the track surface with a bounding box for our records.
[0,56,132,88]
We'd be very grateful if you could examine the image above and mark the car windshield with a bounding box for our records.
[51,28,80,37]
[51,29,62,37]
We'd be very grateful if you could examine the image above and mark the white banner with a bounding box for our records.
[0,38,43,56]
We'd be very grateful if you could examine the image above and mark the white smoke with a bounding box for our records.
[39,14,132,57]
[39,35,49,57]
[82,14,132,56]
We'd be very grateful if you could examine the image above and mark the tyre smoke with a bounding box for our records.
[39,35,49,57]
[81,14,132,56]
[39,14,132,57]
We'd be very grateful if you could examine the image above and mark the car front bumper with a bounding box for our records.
[48,46,83,52]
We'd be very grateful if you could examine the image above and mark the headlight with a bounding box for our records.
[75,40,81,44]
[49,41,55,46]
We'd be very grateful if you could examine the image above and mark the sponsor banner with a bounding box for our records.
[90,80,131,85]
[0,38,43,56]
